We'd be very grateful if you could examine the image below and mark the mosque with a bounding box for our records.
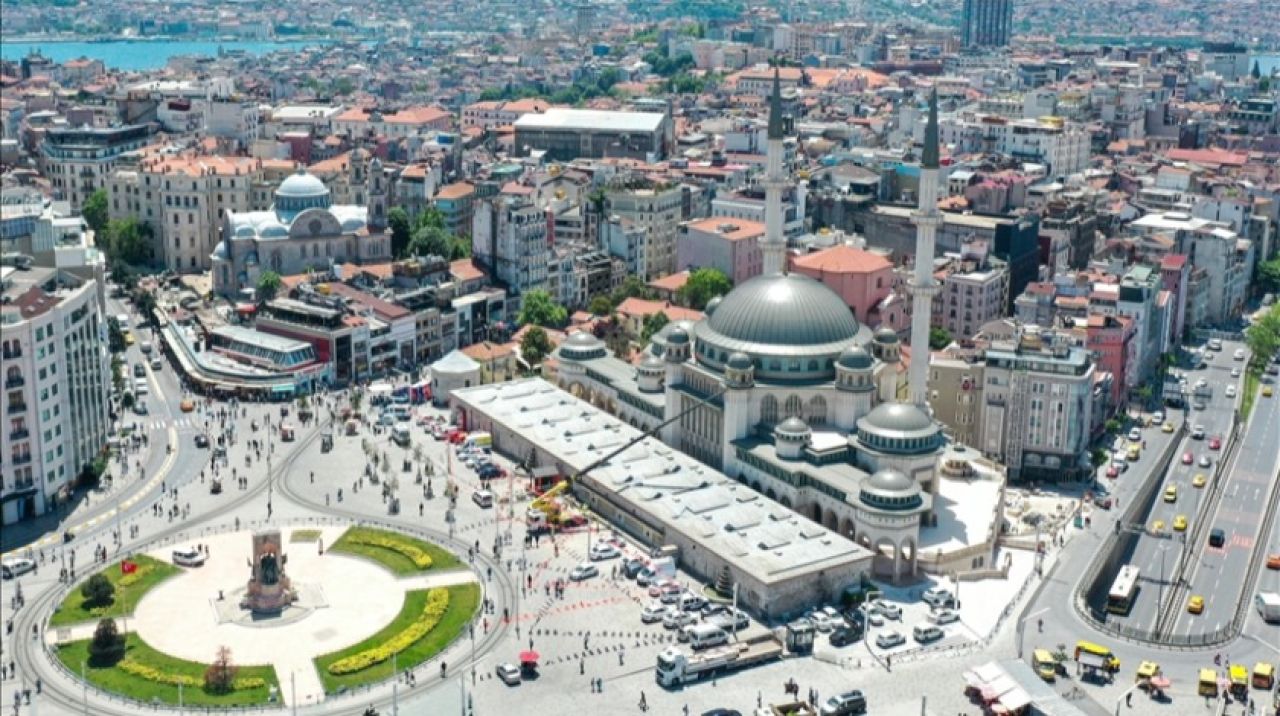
[549,77,1007,581]
[211,157,393,297]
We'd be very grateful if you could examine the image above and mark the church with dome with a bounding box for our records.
[551,77,1006,582]
[211,156,392,297]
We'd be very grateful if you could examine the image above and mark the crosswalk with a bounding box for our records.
[139,418,200,431]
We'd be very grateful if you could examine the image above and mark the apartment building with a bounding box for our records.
[933,242,1010,339]
[1,266,111,525]
[40,124,155,211]
[938,114,1090,176]
[461,98,551,131]
[471,194,549,297]
[606,183,682,280]
[433,182,476,238]
[332,106,452,139]
[676,217,764,284]
[1129,211,1254,326]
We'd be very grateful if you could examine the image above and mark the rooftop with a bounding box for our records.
[514,108,665,134]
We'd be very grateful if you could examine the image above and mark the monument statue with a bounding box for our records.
[240,529,295,616]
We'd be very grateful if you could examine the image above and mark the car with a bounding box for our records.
[1151,520,1166,533]
[922,587,955,608]
[828,625,862,647]
[1198,455,1211,468]
[912,625,944,644]
[1208,528,1226,547]
[1164,485,1178,503]
[1162,422,1175,434]
[194,434,210,448]
[1128,428,1142,441]
[1225,385,1237,398]
[857,604,885,627]
[133,363,146,377]
[0,557,36,579]
[1208,338,1222,351]
[1193,473,1208,488]
[872,600,902,620]
[1264,386,1274,397]
[589,542,620,561]
[1187,595,1204,614]
[1208,437,1221,450]
[622,558,646,579]
[1111,459,1128,474]
[707,609,750,633]
[1266,554,1280,570]
[1193,399,1207,410]
[928,608,960,625]
[819,690,867,716]
[171,547,205,567]
[1181,451,1193,465]
[1105,465,1119,478]
[805,610,835,633]
[1152,411,1164,425]
[701,711,743,716]
[658,585,684,604]
[569,562,598,581]
[1231,367,1241,377]
[663,607,696,630]
[1173,515,1188,532]
[874,631,906,649]
[1192,424,1206,439]
[179,399,195,412]
[636,568,657,587]
[1234,348,1245,360]
[495,662,521,686]
[679,592,707,613]
[133,401,148,415]
[641,601,668,623]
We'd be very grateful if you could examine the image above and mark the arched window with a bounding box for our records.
[760,395,778,425]
[270,250,282,272]
[783,395,803,419]
[808,360,819,371]
[806,395,827,425]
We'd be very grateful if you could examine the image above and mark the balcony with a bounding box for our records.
[4,376,24,388]
[7,402,28,415]
[12,453,31,466]
[9,428,29,440]
[1,348,21,360]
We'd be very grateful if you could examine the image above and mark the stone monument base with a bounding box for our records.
[213,583,328,627]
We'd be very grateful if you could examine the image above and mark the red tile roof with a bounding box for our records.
[790,245,892,274]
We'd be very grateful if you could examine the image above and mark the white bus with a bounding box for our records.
[1107,565,1141,615]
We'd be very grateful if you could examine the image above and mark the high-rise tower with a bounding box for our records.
[761,69,788,276]
[909,88,942,409]
[961,0,1013,48]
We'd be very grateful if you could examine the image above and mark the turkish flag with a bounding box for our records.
[121,560,138,575]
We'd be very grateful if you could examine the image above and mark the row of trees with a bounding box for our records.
[84,190,154,278]
[1245,303,1280,369]
[387,206,470,262]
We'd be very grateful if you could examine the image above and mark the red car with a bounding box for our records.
[1181,451,1193,465]
[1208,437,1221,450]
[1106,465,1119,478]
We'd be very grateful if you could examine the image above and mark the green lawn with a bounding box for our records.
[290,529,323,543]
[50,555,181,627]
[54,633,280,707]
[1241,368,1261,420]
[314,583,479,694]
[329,526,462,575]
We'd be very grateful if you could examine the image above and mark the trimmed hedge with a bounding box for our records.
[118,659,265,691]
[118,565,154,588]
[327,588,449,675]
[343,533,433,569]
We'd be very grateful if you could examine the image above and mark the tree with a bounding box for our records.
[204,646,239,694]
[517,290,568,328]
[677,267,732,309]
[388,207,412,258]
[107,317,126,354]
[82,189,109,233]
[1245,304,1280,370]
[641,311,670,342]
[1252,60,1262,80]
[1104,418,1123,435]
[520,326,553,365]
[133,288,157,326]
[928,327,952,350]
[256,271,283,302]
[121,392,135,410]
[81,573,115,607]
[1258,258,1280,295]
[87,618,126,666]
[588,295,613,317]
[101,218,153,266]
[610,276,653,305]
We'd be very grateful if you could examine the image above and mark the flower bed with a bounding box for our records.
[327,588,449,674]
[118,659,266,691]
[329,526,461,575]
[344,533,433,569]
[50,555,180,627]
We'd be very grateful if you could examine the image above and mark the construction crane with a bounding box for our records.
[525,385,727,533]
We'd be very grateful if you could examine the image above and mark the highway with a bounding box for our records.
[1104,341,1243,633]
[1169,350,1280,638]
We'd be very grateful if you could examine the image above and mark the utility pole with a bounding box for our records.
[81,660,87,716]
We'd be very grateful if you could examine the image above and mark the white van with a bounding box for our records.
[471,490,494,509]
[464,431,493,449]
[134,377,149,395]
[685,623,729,650]
[1,557,36,579]
[912,624,944,644]
[921,587,954,609]
[391,424,411,447]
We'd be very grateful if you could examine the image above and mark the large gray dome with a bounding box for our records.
[276,171,329,198]
[861,402,934,434]
[856,401,944,455]
[705,273,860,348]
[866,468,913,493]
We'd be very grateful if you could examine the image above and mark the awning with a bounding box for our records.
[271,385,295,394]
[235,303,257,314]
[518,650,539,663]
[998,686,1031,711]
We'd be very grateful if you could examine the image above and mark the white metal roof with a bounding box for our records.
[514,108,665,134]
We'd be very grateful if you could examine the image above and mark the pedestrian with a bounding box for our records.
[639,691,647,711]
[1126,692,1132,707]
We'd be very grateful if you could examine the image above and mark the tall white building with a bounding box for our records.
[939,114,1090,176]
[472,194,550,297]
[606,183,682,280]
[1,266,111,524]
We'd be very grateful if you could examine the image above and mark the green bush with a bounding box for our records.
[82,574,116,608]
[88,619,126,666]
[327,589,449,675]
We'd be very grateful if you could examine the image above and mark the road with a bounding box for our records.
[1106,341,1242,633]
[1169,351,1280,638]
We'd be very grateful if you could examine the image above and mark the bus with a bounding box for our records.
[1107,565,1141,615]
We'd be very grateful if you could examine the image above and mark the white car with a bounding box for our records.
[1198,455,1211,468]
[1234,348,1245,361]
[641,601,667,623]
[872,600,902,620]
[875,630,906,649]
[679,592,707,612]
[495,663,521,686]
[859,604,885,627]
[1192,425,1206,439]
[1225,385,1236,398]
[1128,428,1142,441]
[589,542,620,561]
[663,607,696,630]
[569,562,598,581]
[805,611,835,633]
[1152,412,1164,425]
[172,547,206,567]
[1231,367,1241,377]
[1,557,36,579]
[928,608,960,625]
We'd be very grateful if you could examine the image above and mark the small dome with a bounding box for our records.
[874,326,900,343]
[776,416,810,435]
[559,331,607,360]
[837,345,874,370]
[639,353,665,371]
[705,296,723,315]
[666,326,690,345]
[861,402,934,434]
[566,331,601,347]
[866,468,913,493]
[726,351,753,370]
[276,170,330,198]
[341,217,365,232]
[259,221,289,238]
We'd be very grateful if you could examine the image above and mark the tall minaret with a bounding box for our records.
[909,88,943,409]
[761,69,788,276]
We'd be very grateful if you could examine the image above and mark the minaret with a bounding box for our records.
[761,69,788,276]
[909,88,943,409]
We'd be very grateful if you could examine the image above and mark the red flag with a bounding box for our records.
[121,560,138,575]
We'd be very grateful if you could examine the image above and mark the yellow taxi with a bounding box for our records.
[1151,519,1166,533]
[1187,595,1205,614]
[1193,473,1207,488]
[1264,385,1274,397]
[1162,421,1175,433]
[179,399,195,413]
[1164,485,1178,503]
[1173,515,1188,532]
[124,332,135,345]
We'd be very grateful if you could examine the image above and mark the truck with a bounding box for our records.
[655,633,784,688]
[1257,592,1280,623]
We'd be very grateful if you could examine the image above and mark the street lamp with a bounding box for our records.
[1016,607,1051,659]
